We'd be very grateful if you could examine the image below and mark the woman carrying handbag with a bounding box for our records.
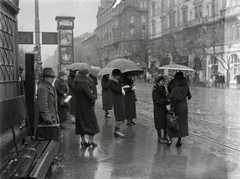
[167,72,192,147]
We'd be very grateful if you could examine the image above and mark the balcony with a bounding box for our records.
[225,5,240,16]
[162,26,180,34]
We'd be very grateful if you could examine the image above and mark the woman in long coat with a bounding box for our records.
[101,74,112,118]
[168,72,192,147]
[73,69,99,147]
[122,73,137,126]
[152,76,170,143]
[108,69,127,137]
[54,71,71,125]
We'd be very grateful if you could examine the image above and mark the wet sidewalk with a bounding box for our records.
[47,102,240,179]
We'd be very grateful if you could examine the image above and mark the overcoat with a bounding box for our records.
[101,75,113,111]
[108,76,126,121]
[152,84,170,131]
[122,75,136,119]
[73,74,100,136]
[90,75,98,99]
[168,78,190,137]
[67,73,76,115]
[54,77,70,122]
[37,81,59,124]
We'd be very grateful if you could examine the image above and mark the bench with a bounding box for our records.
[0,95,61,179]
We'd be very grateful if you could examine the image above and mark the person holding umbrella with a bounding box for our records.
[101,74,112,118]
[122,72,137,126]
[167,72,192,147]
[108,69,129,137]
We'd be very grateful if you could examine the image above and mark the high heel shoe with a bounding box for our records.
[81,141,89,147]
[175,142,182,147]
[88,142,97,148]
[167,138,172,146]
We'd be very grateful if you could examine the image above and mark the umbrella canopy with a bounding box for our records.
[66,62,93,73]
[98,67,115,76]
[91,66,101,77]
[106,59,139,70]
[122,69,144,76]
[158,64,195,72]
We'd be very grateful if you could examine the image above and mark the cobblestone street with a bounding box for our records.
[47,81,240,179]
[96,81,240,164]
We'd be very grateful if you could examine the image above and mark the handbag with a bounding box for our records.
[36,124,61,140]
[166,113,179,130]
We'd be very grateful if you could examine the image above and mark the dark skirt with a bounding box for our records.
[124,91,136,119]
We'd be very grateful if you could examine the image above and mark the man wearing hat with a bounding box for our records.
[37,67,59,124]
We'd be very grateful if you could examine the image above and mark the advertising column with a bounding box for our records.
[55,15,75,70]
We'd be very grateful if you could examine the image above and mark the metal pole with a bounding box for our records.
[35,0,41,59]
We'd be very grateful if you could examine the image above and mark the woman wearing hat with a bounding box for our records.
[152,76,170,143]
[37,67,59,125]
[108,69,129,137]
[54,71,71,127]
[167,72,192,147]
[73,69,99,147]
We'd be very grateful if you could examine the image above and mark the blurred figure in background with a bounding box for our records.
[122,72,137,126]
[54,71,71,128]
[19,64,25,96]
[89,73,98,103]
[67,70,76,124]
[101,74,112,118]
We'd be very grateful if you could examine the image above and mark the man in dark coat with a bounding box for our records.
[122,73,137,126]
[152,76,170,144]
[54,71,71,127]
[37,67,59,124]
[73,69,99,147]
[101,74,112,118]
[109,69,128,137]
[168,72,192,147]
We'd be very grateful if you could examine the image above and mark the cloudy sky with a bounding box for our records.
[18,0,100,61]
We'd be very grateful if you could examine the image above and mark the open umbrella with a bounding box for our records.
[106,59,139,70]
[91,66,101,77]
[122,69,144,76]
[158,64,195,72]
[98,67,115,76]
[66,62,93,73]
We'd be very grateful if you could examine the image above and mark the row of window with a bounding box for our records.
[98,0,147,26]
[229,24,240,41]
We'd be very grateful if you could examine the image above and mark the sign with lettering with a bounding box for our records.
[58,19,74,28]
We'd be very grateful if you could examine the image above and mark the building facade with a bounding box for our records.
[148,0,240,84]
[96,0,148,68]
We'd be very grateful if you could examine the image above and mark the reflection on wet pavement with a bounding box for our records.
[47,83,240,179]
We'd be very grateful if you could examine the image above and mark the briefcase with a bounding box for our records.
[36,124,61,140]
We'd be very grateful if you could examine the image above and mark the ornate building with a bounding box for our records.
[96,0,148,68]
[148,0,240,84]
